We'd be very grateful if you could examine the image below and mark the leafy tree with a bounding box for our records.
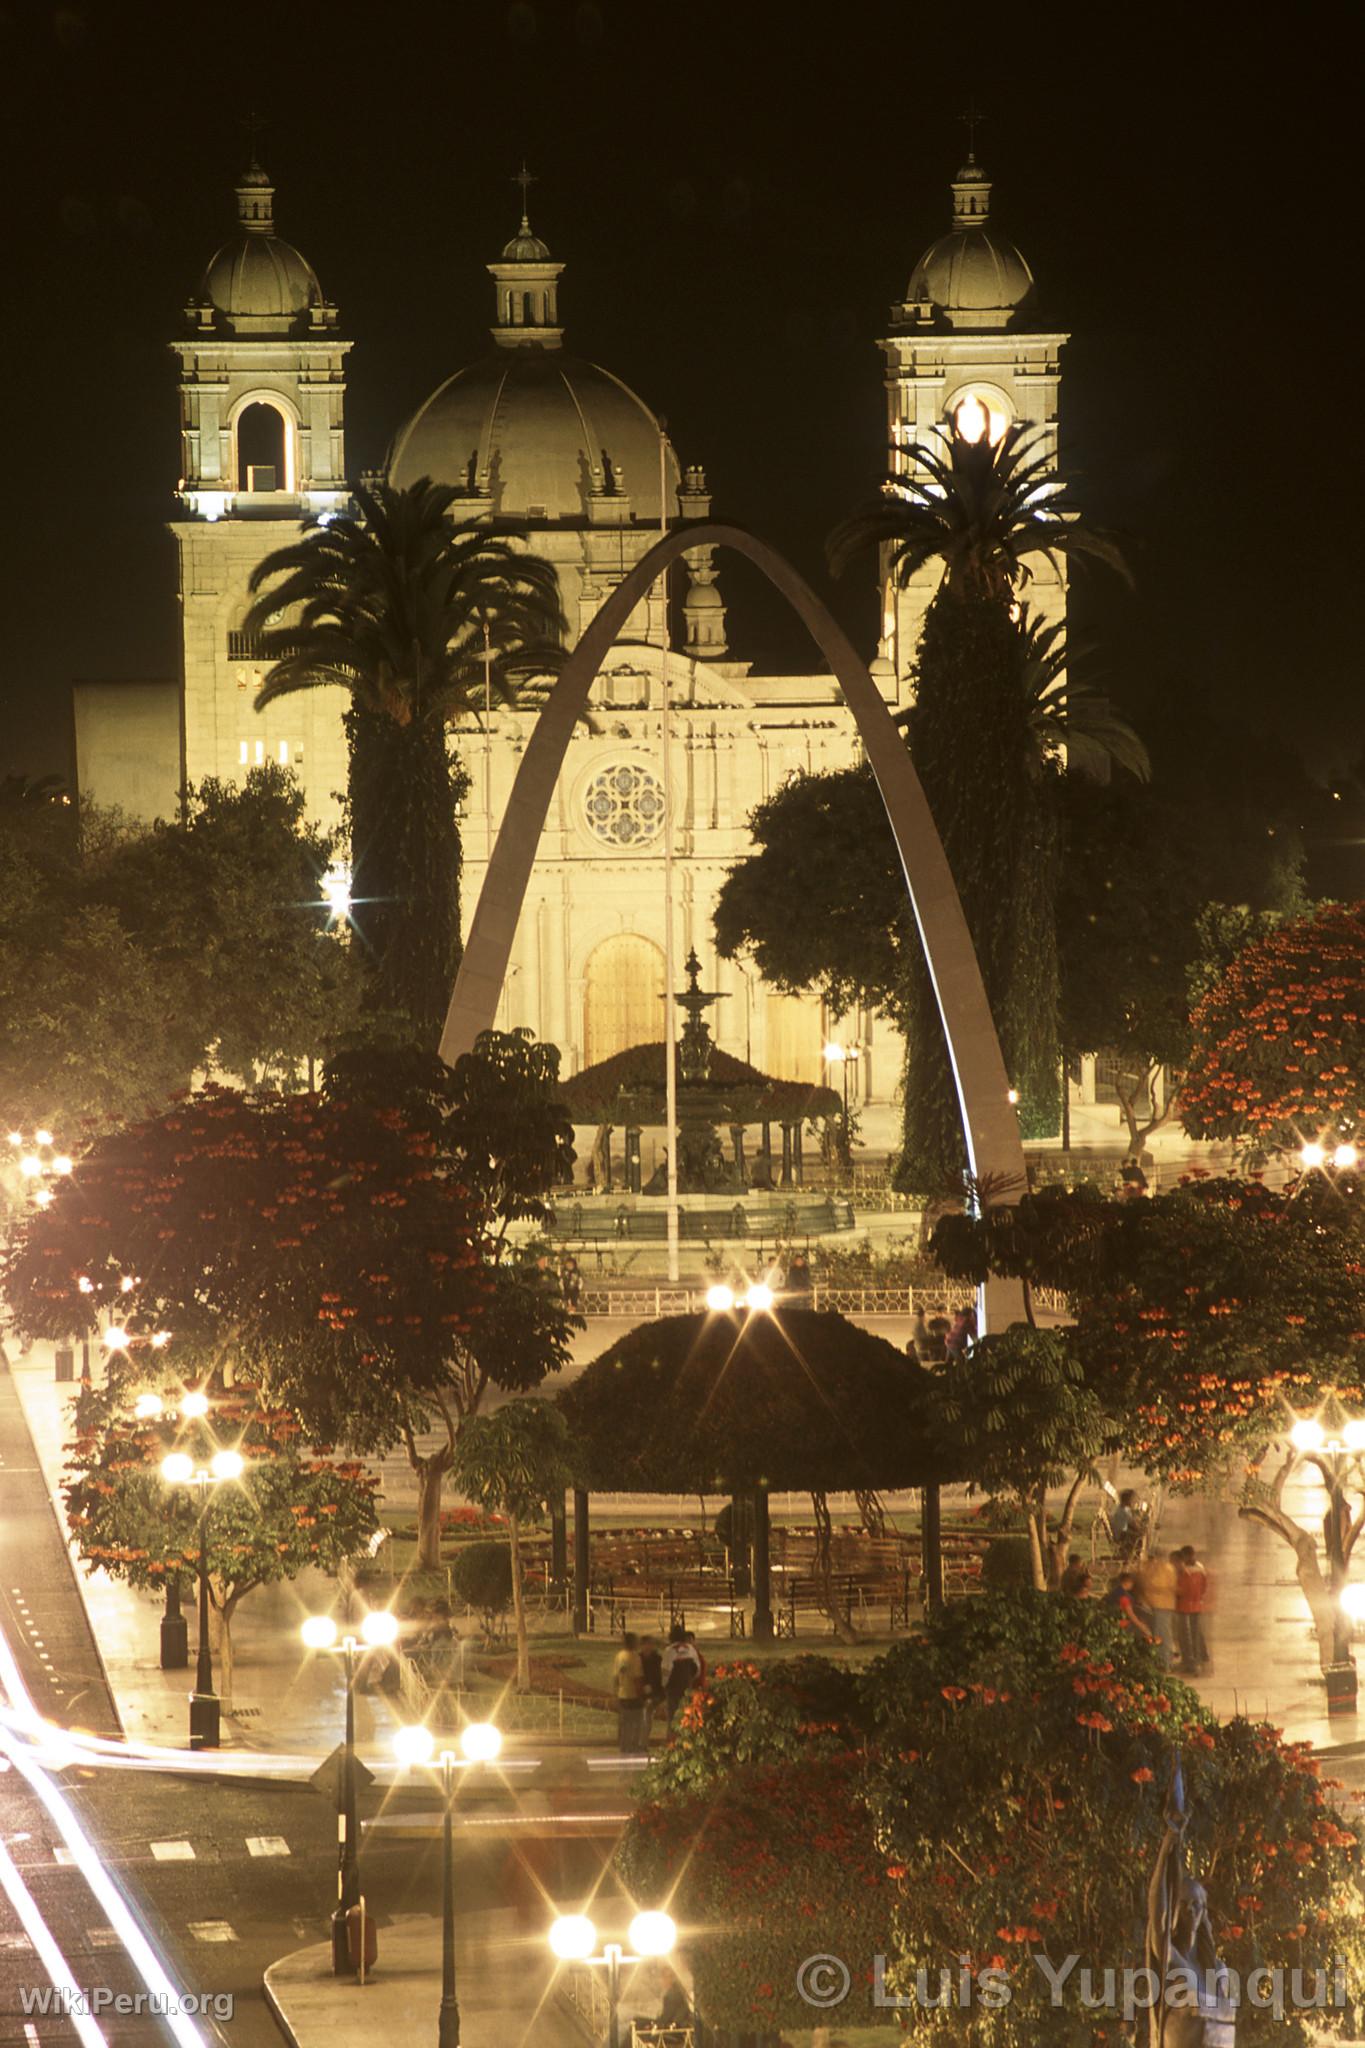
[243,479,563,1047]
[65,1379,378,1700]
[0,768,356,1142]
[934,1175,1365,1668]
[4,1032,578,1570]
[451,1400,575,1690]
[1181,901,1365,1158]
[935,1327,1110,1589]
[621,1596,1365,2045]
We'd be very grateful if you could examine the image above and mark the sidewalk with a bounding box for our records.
[265,1909,592,2048]
[6,1340,409,1761]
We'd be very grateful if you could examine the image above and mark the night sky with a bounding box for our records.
[2,0,1359,786]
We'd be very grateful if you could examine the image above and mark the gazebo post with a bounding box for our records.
[751,1485,774,1643]
[729,1122,746,1187]
[572,1487,590,1637]
[779,1122,793,1188]
[921,1482,944,1616]
[793,1121,804,1186]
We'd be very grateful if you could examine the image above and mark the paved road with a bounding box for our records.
[0,1357,468,2047]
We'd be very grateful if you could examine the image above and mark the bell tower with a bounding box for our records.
[875,156,1068,695]
[168,159,351,824]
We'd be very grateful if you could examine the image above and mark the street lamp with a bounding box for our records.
[823,1040,860,1170]
[392,1719,503,2047]
[547,1909,677,2048]
[160,1444,245,1750]
[300,1608,401,1975]
[1289,1406,1365,1711]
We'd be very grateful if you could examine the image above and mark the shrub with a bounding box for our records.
[449,1540,512,1627]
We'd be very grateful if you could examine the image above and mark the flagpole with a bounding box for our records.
[659,425,680,1285]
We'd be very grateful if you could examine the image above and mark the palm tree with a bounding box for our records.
[828,415,1134,1192]
[243,479,563,1047]
[828,415,1128,600]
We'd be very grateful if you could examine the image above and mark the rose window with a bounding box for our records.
[583,763,666,849]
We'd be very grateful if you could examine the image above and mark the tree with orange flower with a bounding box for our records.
[1182,900,1365,1158]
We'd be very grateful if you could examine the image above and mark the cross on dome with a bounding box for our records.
[512,161,538,232]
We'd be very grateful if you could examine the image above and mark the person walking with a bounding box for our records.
[1138,1550,1178,1666]
[639,1634,663,1746]
[1103,1570,1158,1647]
[613,1631,646,1753]
[661,1624,703,1728]
[1176,1545,1211,1673]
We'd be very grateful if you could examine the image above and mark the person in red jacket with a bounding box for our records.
[1176,1545,1211,1672]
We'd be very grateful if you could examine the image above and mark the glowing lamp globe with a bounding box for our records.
[179,1390,210,1418]
[18,1155,42,1179]
[102,1326,129,1352]
[1300,1142,1327,1169]
[361,1610,400,1648]
[629,1910,677,1958]
[161,1453,195,1485]
[744,1283,774,1313]
[1290,1418,1326,1452]
[393,1724,436,1767]
[53,1155,73,1176]
[460,1721,502,1764]
[132,1393,164,1420]
[1341,1583,1365,1624]
[34,1129,52,1148]
[210,1449,244,1482]
[1344,1420,1365,1452]
[705,1284,735,1312]
[301,1616,339,1651]
[1334,1143,1360,1171]
[549,1915,597,1962]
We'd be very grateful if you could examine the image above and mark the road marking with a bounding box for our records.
[53,1845,74,1865]
[246,1836,290,1858]
[24,2024,39,2048]
[150,1841,195,1862]
[188,1921,238,1943]
[0,1931,33,1949]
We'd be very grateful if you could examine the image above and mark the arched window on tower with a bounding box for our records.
[236,402,289,493]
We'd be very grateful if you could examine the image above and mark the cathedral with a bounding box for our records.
[73,153,1063,1128]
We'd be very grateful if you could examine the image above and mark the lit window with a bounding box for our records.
[949,387,1010,447]
[238,741,249,766]
[254,740,265,766]
[278,740,290,765]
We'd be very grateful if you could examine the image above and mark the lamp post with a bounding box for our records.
[1289,1408,1365,1712]
[823,1039,860,1172]
[392,1719,503,2047]
[301,1609,401,1974]
[160,1440,244,1750]
[547,1910,677,2048]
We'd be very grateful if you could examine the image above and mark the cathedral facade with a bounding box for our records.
[74,155,1063,1125]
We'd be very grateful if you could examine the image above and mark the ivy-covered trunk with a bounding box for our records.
[346,703,466,1050]
[895,591,1061,1194]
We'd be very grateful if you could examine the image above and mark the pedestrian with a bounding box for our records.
[907,1308,929,1363]
[944,1305,976,1359]
[613,1631,646,1753]
[639,1634,663,1744]
[1176,1545,1211,1672]
[1138,1549,1178,1666]
[924,1315,950,1364]
[1059,1553,1091,1597]
[1103,1570,1157,1647]
[661,1623,703,1728]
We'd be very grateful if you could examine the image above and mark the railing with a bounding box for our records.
[575,1279,1073,1321]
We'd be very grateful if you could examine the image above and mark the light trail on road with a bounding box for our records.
[0,1617,209,2047]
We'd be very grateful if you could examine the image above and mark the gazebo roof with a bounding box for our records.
[558,1307,955,1493]
[556,1042,840,1125]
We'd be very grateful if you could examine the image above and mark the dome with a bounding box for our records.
[201,234,323,325]
[903,160,1035,332]
[192,164,328,337]
[389,347,678,521]
[502,222,552,262]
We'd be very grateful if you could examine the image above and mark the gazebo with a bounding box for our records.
[557,1306,956,1638]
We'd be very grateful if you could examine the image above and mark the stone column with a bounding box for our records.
[572,1488,590,1638]
[751,1487,774,1644]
